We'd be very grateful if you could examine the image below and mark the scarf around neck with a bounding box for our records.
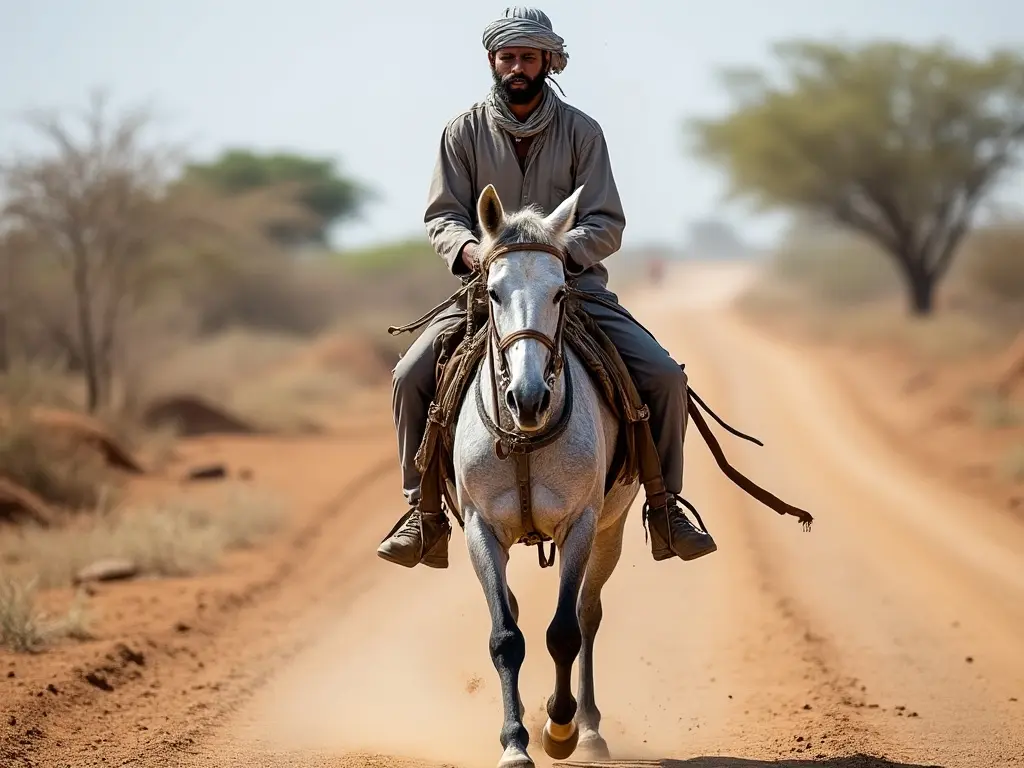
[485,82,560,139]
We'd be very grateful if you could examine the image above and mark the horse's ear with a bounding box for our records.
[477,184,505,238]
[544,185,584,237]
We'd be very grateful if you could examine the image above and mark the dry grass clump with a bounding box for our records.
[0,579,92,653]
[970,390,1024,428]
[0,484,285,591]
[0,414,114,511]
[1001,443,1024,483]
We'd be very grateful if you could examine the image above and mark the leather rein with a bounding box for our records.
[476,242,575,567]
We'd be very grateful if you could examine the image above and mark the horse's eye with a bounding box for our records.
[488,288,500,304]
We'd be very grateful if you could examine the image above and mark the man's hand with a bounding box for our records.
[460,242,480,272]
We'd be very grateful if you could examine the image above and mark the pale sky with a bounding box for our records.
[1,0,1021,251]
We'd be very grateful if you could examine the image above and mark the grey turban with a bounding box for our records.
[481,7,569,74]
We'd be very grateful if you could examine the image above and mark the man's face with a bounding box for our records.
[491,46,547,104]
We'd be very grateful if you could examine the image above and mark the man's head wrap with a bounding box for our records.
[481,7,568,138]
[481,7,569,74]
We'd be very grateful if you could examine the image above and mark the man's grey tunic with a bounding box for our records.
[393,95,687,505]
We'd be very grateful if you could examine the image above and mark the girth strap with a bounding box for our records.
[514,452,556,568]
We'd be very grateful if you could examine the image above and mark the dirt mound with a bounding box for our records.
[312,333,397,384]
[0,407,145,474]
[142,395,260,437]
[0,477,54,526]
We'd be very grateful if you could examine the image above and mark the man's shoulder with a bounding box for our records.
[441,101,489,137]
[556,100,605,142]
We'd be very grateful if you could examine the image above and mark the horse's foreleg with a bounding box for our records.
[507,587,527,720]
[541,507,597,760]
[465,512,532,768]
[574,512,627,760]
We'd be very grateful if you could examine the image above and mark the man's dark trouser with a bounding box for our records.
[391,287,687,507]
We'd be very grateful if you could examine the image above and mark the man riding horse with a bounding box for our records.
[377,6,718,569]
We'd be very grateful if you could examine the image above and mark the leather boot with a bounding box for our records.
[376,507,452,569]
[643,495,717,562]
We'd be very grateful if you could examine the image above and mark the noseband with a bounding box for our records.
[477,242,575,460]
[484,243,569,390]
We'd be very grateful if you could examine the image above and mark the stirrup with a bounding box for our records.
[641,493,710,543]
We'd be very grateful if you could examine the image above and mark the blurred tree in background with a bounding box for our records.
[181,150,373,248]
[688,40,1024,316]
[0,92,313,412]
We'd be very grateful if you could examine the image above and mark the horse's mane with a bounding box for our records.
[479,205,573,271]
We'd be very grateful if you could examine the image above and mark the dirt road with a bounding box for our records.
[23,263,1024,767]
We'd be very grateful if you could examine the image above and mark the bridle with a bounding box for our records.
[476,242,575,461]
[473,240,578,567]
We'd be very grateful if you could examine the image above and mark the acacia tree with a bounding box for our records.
[182,150,374,248]
[688,41,1024,315]
[0,92,312,412]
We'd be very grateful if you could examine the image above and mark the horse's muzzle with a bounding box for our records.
[506,382,552,431]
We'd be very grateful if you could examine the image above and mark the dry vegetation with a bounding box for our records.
[739,214,1024,351]
[0,92,458,652]
[1,484,284,589]
[738,214,1024,509]
[0,579,92,653]
[0,483,283,652]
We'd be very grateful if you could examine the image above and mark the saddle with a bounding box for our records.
[389,275,815,568]
[428,286,651,495]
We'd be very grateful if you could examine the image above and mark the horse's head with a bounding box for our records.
[477,183,583,433]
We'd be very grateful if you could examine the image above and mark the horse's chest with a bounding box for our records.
[453,376,609,542]
[458,448,600,538]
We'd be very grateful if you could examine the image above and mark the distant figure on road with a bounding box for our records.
[648,258,665,285]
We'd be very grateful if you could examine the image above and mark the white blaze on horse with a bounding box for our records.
[451,183,639,768]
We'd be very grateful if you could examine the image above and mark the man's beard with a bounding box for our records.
[492,68,546,105]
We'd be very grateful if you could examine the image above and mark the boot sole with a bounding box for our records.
[652,540,718,562]
[375,544,449,569]
[679,540,718,561]
[375,547,418,568]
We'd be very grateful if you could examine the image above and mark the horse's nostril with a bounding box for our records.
[539,389,551,413]
[505,390,518,414]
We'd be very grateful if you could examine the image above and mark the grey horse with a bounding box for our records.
[448,183,640,768]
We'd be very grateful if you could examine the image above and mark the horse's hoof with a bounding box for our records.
[497,744,533,768]
[577,730,610,760]
[542,718,579,760]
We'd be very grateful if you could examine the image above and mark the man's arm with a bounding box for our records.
[563,128,626,275]
[424,121,478,276]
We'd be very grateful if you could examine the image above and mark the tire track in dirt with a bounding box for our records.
[603,293,891,763]
[680,301,1024,767]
